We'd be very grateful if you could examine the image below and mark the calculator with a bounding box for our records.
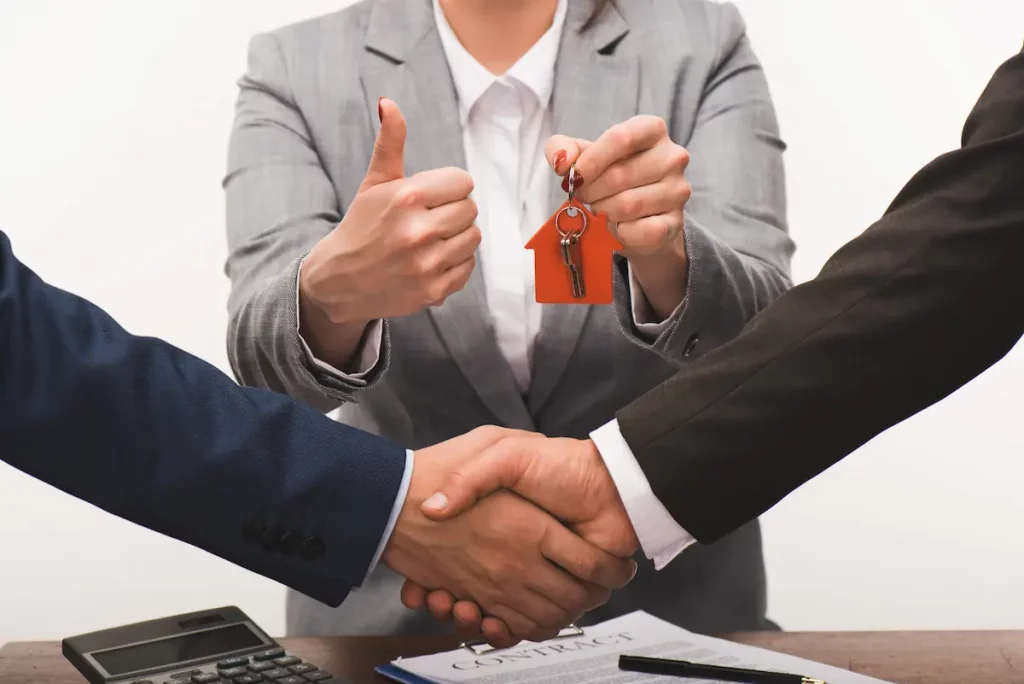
[62,606,345,684]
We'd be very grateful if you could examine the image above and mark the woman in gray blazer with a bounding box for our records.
[223,0,793,637]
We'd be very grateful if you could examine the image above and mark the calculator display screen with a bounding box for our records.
[92,624,264,676]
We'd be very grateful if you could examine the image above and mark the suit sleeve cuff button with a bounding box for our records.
[280,531,302,556]
[300,536,326,561]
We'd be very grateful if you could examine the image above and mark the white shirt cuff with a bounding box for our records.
[295,258,383,383]
[362,448,415,584]
[628,263,684,338]
[590,419,695,569]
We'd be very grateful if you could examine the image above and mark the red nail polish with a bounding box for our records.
[553,150,567,173]
[561,172,584,194]
[377,97,385,123]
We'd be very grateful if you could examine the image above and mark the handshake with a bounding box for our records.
[380,427,639,650]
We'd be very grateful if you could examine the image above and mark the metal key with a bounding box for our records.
[561,233,585,298]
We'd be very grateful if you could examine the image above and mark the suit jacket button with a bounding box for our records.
[242,520,266,544]
[683,334,699,357]
[300,537,326,561]
[261,528,285,552]
[279,531,302,557]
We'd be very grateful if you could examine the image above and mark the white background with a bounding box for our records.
[1,0,1022,645]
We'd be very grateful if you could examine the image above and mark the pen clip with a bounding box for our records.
[460,624,585,655]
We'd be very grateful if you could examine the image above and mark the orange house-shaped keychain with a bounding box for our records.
[526,168,622,304]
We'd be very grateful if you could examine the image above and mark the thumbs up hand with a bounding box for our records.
[299,98,480,365]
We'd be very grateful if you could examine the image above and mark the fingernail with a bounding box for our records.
[552,150,567,174]
[378,97,385,123]
[628,561,638,581]
[423,492,448,512]
[560,172,584,194]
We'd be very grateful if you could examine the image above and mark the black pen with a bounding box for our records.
[618,655,826,683]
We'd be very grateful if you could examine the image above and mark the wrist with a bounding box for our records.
[297,280,372,371]
[625,232,688,319]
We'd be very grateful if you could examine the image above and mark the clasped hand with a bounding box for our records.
[383,428,638,649]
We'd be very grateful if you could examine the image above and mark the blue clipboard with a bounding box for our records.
[374,662,436,684]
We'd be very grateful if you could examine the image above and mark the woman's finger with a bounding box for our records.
[612,211,685,256]
[580,142,689,204]
[574,116,668,186]
[544,136,592,175]
[590,175,691,224]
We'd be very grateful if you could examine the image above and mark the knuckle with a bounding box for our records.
[572,552,600,582]
[679,178,692,202]
[670,145,690,171]
[393,185,422,209]
[606,166,629,193]
[415,250,438,275]
[619,194,642,218]
[610,124,633,150]
[669,211,685,235]
[473,425,503,441]
[452,167,475,193]
[426,280,450,304]
[648,222,671,247]
[650,115,669,136]
[398,226,426,250]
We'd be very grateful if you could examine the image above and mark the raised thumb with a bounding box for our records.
[360,97,407,192]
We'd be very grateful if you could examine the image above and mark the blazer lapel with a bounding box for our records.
[528,0,639,414]
[360,0,535,430]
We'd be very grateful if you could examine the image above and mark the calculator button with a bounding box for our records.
[171,670,202,679]
[252,648,286,662]
[272,656,300,667]
[191,674,220,683]
[287,664,315,675]
[248,662,274,672]
[218,657,250,669]
[303,672,333,682]
[219,667,248,678]
[233,676,262,684]
[261,668,291,680]
[278,678,305,684]
[132,680,154,684]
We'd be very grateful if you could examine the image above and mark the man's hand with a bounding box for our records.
[400,434,639,645]
[382,428,636,648]
[546,116,691,319]
[298,98,481,368]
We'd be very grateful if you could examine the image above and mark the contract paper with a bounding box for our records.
[385,611,892,684]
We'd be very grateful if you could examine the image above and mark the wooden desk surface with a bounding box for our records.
[3,631,1023,684]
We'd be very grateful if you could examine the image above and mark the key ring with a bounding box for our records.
[566,164,578,203]
[555,204,588,239]
[555,164,588,238]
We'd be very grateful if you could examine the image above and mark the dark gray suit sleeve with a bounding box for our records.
[613,3,793,363]
[224,33,390,412]
[617,47,1024,544]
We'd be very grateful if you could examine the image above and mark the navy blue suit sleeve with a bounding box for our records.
[0,231,406,607]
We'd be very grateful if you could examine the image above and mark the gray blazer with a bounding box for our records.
[224,0,794,636]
